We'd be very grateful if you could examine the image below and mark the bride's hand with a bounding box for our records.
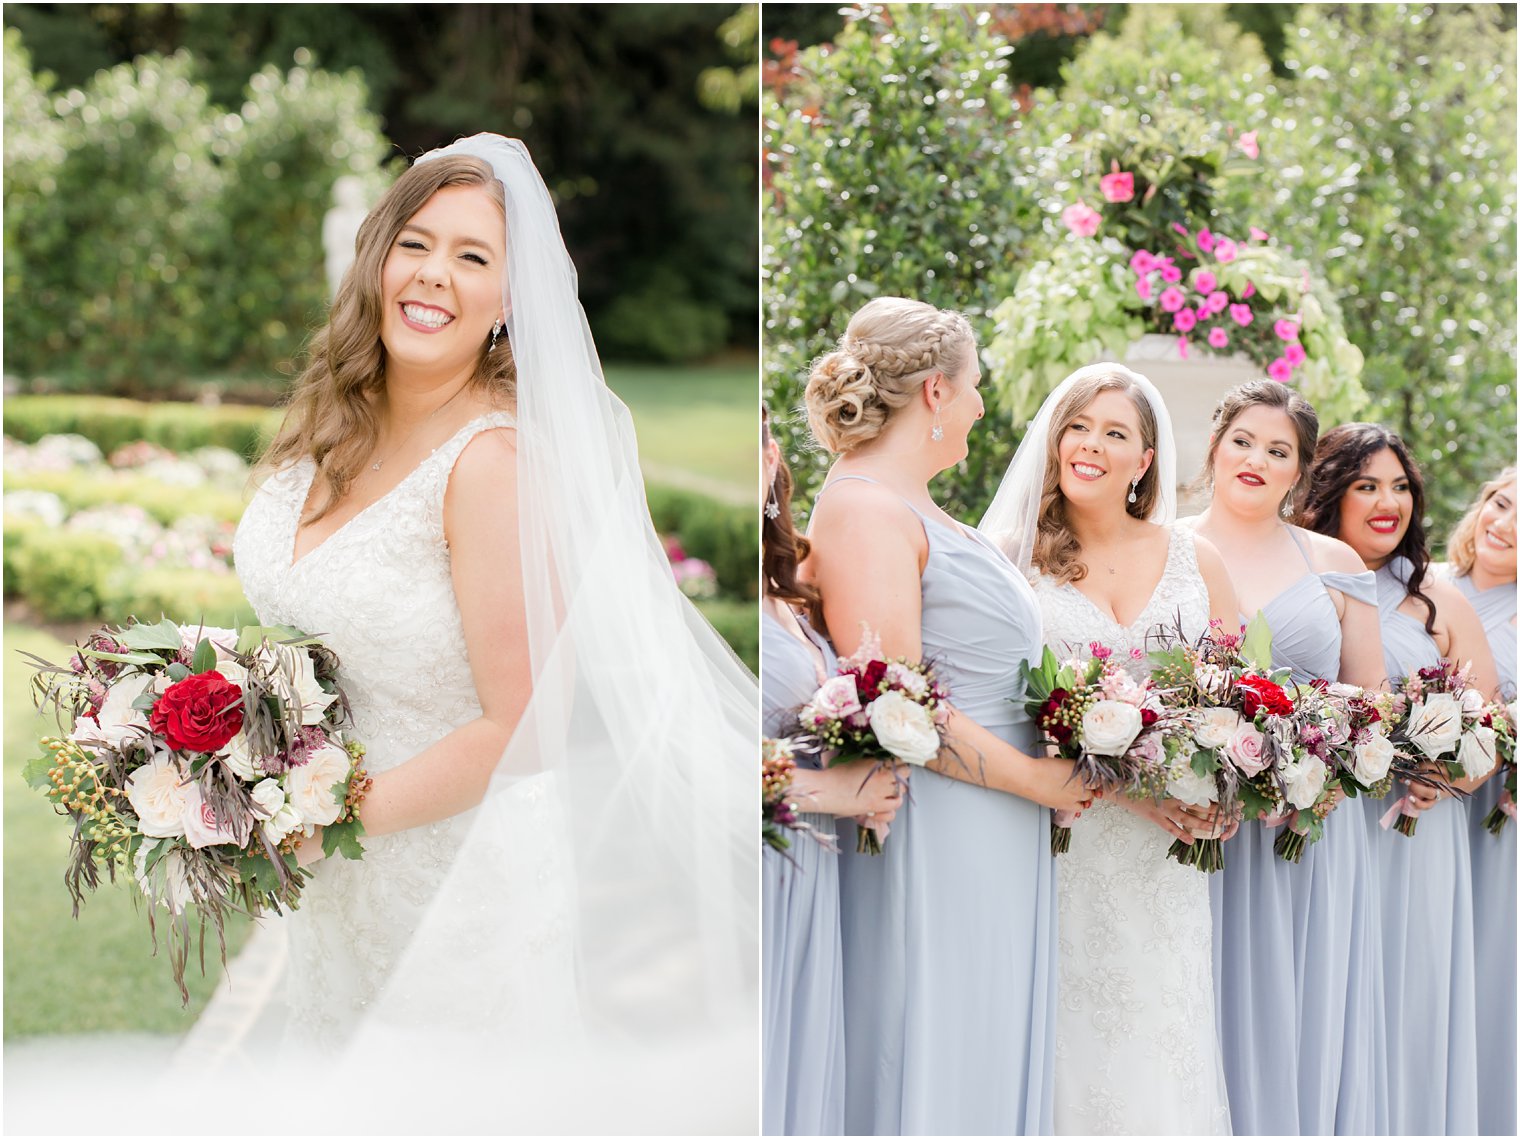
[1120,797,1219,843]
[294,828,327,867]
[792,761,909,821]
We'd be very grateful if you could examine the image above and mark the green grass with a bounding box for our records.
[605,358,757,500]
[3,624,250,1039]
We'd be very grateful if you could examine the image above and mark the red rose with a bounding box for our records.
[150,670,245,753]
[858,659,888,696]
[1140,707,1159,727]
[1237,675,1294,718]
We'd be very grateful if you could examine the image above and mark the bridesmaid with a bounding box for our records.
[760,406,904,1137]
[802,296,1089,1135]
[1442,466,1516,1137]
[1186,382,1388,1135]
[1303,424,1499,1136]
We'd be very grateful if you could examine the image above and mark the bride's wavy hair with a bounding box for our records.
[1447,465,1516,577]
[1034,365,1160,584]
[1302,423,1437,633]
[258,155,516,522]
[762,406,825,632]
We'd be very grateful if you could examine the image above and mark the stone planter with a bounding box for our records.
[1102,334,1267,512]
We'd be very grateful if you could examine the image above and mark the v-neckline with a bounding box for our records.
[1064,527,1177,630]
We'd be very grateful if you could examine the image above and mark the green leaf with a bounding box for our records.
[1241,612,1274,671]
[22,755,54,791]
[79,648,163,667]
[119,619,184,652]
[1189,749,1219,777]
[322,819,366,861]
[235,625,316,655]
[191,638,217,675]
[166,663,190,682]
[1238,780,1274,820]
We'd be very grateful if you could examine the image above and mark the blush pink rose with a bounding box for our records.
[1225,722,1270,776]
[181,784,248,849]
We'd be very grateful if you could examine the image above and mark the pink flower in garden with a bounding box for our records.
[1062,201,1102,237]
[1242,281,1256,299]
[1250,227,1270,242]
[1197,229,1216,253]
[1214,238,1239,263]
[1229,304,1254,326]
[1268,358,1293,382]
[1159,286,1187,313]
[1207,290,1230,314]
[1239,131,1260,159]
[1194,270,1218,294]
[1100,168,1135,203]
[1208,327,1230,349]
[1177,337,1190,360]
[1285,341,1307,366]
[1136,277,1154,301]
[1175,309,1198,333]
[1130,249,1159,274]
[1172,222,1189,236]
[1274,319,1301,342]
[1195,304,1211,323]
[1160,263,1183,284]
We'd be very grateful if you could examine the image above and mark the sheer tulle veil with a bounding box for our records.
[338,136,759,1129]
[979,362,1178,570]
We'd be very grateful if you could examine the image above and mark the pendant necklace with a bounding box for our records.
[371,387,467,472]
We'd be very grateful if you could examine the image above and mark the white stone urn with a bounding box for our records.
[1100,334,1268,512]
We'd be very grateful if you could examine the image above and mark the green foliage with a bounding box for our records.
[4,470,245,527]
[1266,4,1518,535]
[597,268,731,363]
[694,598,759,675]
[3,395,279,460]
[764,4,1045,521]
[129,570,256,629]
[646,485,758,601]
[10,532,128,622]
[3,514,46,589]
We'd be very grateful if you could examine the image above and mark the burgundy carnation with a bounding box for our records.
[150,670,245,753]
[859,659,888,695]
[1140,707,1159,727]
[1237,675,1294,718]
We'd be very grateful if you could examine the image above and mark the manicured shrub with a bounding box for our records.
[3,396,278,461]
[127,568,256,628]
[695,598,759,675]
[4,471,245,527]
[10,532,128,622]
[645,483,757,600]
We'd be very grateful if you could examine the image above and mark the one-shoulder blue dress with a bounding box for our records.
[1365,556,1479,1134]
[1212,529,1388,1135]
[762,608,845,1136]
[1449,569,1516,1136]
[822,475,1057,1136]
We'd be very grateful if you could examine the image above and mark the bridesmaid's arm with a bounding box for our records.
[1190,533,1241,634]
[806,483,1089,812]
[1322,537,1386,690]
[1436,579,1502,795]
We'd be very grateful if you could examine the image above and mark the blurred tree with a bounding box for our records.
[699,4,760,114]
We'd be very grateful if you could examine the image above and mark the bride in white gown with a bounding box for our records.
[188,136,757,1133]
[982,364,1236,1135]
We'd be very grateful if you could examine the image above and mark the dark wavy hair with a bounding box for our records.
[1302,423,1436,633]
[762,407,825,632]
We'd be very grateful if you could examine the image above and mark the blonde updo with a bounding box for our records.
[804,297,976,453]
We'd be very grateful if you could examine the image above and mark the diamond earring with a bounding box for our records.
[1128,476,1139,505]
[1280,494,1294,519]
[764,497,781,521]
[490,318,503,351]
[931,407,944,443]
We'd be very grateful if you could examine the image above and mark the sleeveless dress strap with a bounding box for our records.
[1284,525,1317,572]
[1321,569,1378,606]
[1375,556,1418,620]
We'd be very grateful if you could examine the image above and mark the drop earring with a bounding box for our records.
[490,318,503,351]
[931,406,944,443]
[764,496,781,521]
[1128,476,1139,504]
[1281,494,1294,519]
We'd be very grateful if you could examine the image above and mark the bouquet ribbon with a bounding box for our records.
[1502,790,1516,820]
[1261,812,1291,829]
[1052,808,1081,828]
[1379,794,1420,830]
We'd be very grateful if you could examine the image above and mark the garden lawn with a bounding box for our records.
[3,623,251,1039]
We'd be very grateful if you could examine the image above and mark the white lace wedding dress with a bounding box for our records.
[225,412,577,1049]
[1032,525,1231,1136]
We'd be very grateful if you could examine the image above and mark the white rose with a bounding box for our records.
[805,675,862,721]
[179,625,241,657]
[283,740,352,827]
[133,842,192,915]
[1195,664,1232,700]
[884,662,929,700]
[866,690,941,766]
[1328,682,1362,700]
[1460,686,1486,715]
[221,731,261,781]
[1281,755,1330,810]
[1351,732,1395,785]
[249,778,302,843]
[1193,706,1243,750]
[1457,725,1498,781]
[1405,693,1462,759]
[70,671,154,751]
[124,754,191,838]
[1081,699,1143,757]
[260,642,337,726]
[1167,756,1218,806]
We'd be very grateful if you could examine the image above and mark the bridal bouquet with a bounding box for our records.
[1021,641,1173,855]
[22,618,369,1001]
[1380,661,1500,837]
[793,627,949,854]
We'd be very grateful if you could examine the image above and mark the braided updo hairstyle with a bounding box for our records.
[804,297,977,454]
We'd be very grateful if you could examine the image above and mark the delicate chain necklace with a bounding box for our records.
[370,386,467,472]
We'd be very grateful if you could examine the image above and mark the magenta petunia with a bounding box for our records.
[1177,336,1190,360]
[1208,327,1229,349]
[1239,131,1260,159]
[1268,358,1293,382]
[1061,201,1102,238]
[1100,170,1135,203]
[1206,290,1230,314]
[1250,226,1269,242]
[1160,263,1183,284]
[1195,304,1211,324]
[1130,249,1159,275]
[1274,318,1301,342]
[1285,341,1307,366]
[1172,222,1189,236]
[1194,270,1218,294]
[1214,238,1239,263]
[1136,277,1154,301]
[1174,309,1198,333]
[1229,303,1253,326]
[1197,228,1216,253]
[1242,281,1256,299]
[1159,286,1187,313]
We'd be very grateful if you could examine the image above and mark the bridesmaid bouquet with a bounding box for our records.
[1021,641,1173,855]
[793,627,949,854]
[22,618,369,1002]
[1482,702,1519,836]
[1266,680,1368,863]
[1381,660,1498,837]
[761,736,835,858]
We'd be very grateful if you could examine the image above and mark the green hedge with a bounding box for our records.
[646,484,757,601]
[9,532,129,622]
[694,598,759,676]
[4,471,245,528]
[3,396,279,462]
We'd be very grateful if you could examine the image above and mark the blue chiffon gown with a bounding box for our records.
[1449,570,1516,1136]
[823,475,1057,1136]
[762,608,845,1136]
[1365,556,1479,1135]
[1212,530,1387,1135]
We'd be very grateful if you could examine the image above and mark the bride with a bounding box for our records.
[193,135,757,1132]
[981,363,1236,1135]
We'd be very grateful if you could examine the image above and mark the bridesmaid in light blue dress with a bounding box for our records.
[760,408,905,1136]
[1188,382,1389,1136]
[1443,467,1517,1136]
[1305,424,1500,1136]
[800,298,1087,1135]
